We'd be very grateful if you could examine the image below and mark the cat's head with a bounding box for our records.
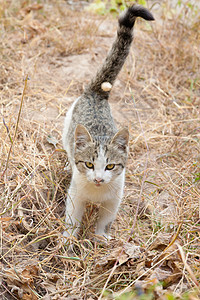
[74,124,129,187]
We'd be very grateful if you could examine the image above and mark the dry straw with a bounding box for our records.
[0,0,200,299]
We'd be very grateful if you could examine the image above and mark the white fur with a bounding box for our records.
[63,164,125,239]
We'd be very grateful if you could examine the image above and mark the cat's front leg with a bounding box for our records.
[95,198,121,240]
[63,193,85,240]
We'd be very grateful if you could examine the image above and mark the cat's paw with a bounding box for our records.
[93,232,111,244]
[62,225,79,242]
[62,230,70,244]
[62,231,79,254]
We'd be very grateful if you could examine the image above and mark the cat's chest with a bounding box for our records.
[79,181,116,203]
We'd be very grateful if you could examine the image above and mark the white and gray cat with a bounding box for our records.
[62,5,154,241]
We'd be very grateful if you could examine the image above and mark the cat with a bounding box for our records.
[62,4,154,241]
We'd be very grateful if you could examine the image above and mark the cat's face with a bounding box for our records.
[74,124,129,187]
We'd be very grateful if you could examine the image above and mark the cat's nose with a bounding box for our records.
[94,178,104,183]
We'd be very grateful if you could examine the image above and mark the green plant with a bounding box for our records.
[85,0,149,15]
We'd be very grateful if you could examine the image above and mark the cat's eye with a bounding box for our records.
[106,164,115,170]
[85,162,94,169]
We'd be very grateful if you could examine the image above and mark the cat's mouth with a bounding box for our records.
[94,178,105,187]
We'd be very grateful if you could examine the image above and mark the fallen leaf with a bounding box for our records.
[20,3,43,16]
[5,263,39,300]
[96,242,142,268]
[124,243,141,260]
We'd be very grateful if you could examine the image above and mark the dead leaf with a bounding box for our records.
[20,3,43,16]
[162,260,182,287]
[0,216,13,222]
[5,263,38,300]
[149,267,172,282]
[19,12,46,42]
[124,243,141,259]
[96,242,142,268]
[149,232,172,251]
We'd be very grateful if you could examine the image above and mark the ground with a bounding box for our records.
[0,0,200,299]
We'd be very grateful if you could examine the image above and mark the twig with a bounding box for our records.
[176,243,199,288]
[1,75,29,178]
[1,114,13,144]
[163,221,183,253]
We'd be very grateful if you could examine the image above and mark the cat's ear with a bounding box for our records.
[75,124,93,149]
[111,127,129,151]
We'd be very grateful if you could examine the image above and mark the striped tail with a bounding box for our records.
[85,5,154,99]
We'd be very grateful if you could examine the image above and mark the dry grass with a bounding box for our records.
[0,0,200,299]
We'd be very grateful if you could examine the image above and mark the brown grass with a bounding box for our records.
[0,0,200,299]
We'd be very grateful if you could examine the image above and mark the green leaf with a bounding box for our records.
[85,0,106,15]
[138,0,147,7]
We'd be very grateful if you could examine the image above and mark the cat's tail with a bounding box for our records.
[85,5,154,98]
